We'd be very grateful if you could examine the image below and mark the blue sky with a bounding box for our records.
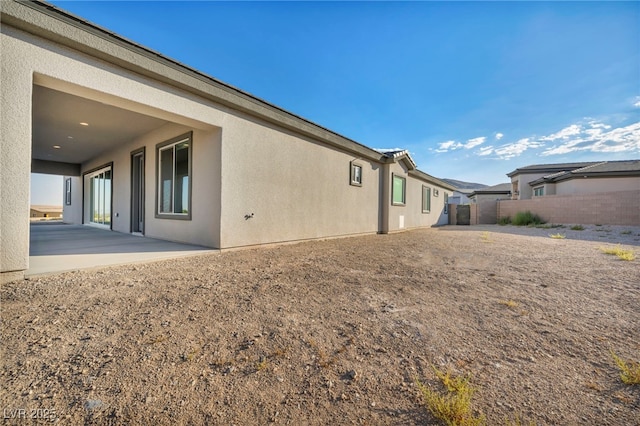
[33,1,639,204]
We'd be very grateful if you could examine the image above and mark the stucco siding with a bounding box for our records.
[385,163,451,232]
[555,177,640,196]
[1,27,34,277]
[61,176,82,224]
[219,117,381,248]
[76,123,221,248]
[511,172,548,199]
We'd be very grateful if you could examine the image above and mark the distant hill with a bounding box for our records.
[440,178,488,190]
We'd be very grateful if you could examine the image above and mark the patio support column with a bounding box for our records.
[1,29,32,283]
[379,163,390,234]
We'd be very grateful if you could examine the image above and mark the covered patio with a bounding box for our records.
[28,223,216,277]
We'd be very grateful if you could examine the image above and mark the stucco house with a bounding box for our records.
[0,1,454,283]
[507,160,640,200]
[468,183,512,204]
[448,189,473,205]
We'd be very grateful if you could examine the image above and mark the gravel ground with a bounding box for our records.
[1,225,639,425]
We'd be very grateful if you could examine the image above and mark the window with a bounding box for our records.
[392,174,406,205]
[350,161,362,186]
[422,186,431,213]
[86,164,112,228]
[533,186,544,197]
[444,192,449,214]
[65,178,72,205]
[156,132,192,219]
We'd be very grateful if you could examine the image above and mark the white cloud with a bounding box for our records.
[587,121,611,130]
[477,146,494,156]
[634,96,640,108]
[434,118,639,160]
[434,140,461,153]
[540,124,582,141]
[434,136,487,153]
[464,136,486,149]
[493,138,544,159]
[541,121,640,156]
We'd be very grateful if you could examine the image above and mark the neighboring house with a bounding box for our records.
[0,1,454,282]
[30,205,63,218]
[506,160,640,200]
[466,183,512,225]
[500,160,640,226]
[449,189,473,205]
[440,178,486,205]
[468,183,512,204]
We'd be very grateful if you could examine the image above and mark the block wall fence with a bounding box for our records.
[497,190,640,226]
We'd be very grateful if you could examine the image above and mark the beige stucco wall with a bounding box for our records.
[1,26,34,280]
[77,123,221,247]
[511,172,549,200]
[62,176,82,224]
[384,162,451,233]
[555,176,640,196]
[219,119,382,248]
[473,193,511,204]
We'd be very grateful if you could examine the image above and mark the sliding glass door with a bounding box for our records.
[88,166,112,227]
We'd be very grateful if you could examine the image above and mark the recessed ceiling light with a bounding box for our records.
[53,145,61,149]
[67,136,73,139]
[80,122,89,126]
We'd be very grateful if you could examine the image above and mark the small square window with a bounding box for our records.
[350,162,363,186]
[392,174,406,205]
[534,186,544,197]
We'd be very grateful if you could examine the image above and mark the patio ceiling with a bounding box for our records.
[32,85,168,165]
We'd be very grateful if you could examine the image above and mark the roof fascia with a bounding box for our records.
[507,166,574,177]
[558,170,640,182]
[468,190,511,197]
[527,170,640,186]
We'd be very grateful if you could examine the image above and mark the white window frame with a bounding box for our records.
[350,161,363,187]
[533,186,544,197]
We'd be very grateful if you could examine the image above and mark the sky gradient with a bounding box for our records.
[33,1,639,204]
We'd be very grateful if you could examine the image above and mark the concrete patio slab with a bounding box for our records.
[28,223,216,276]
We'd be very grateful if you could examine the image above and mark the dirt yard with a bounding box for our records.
[1,225,639,425]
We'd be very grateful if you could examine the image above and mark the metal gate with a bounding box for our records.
[456,204,470,225]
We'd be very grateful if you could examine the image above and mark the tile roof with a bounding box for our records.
[526,160,640,186]
[469,183,512,197]
[508,160,640,178]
